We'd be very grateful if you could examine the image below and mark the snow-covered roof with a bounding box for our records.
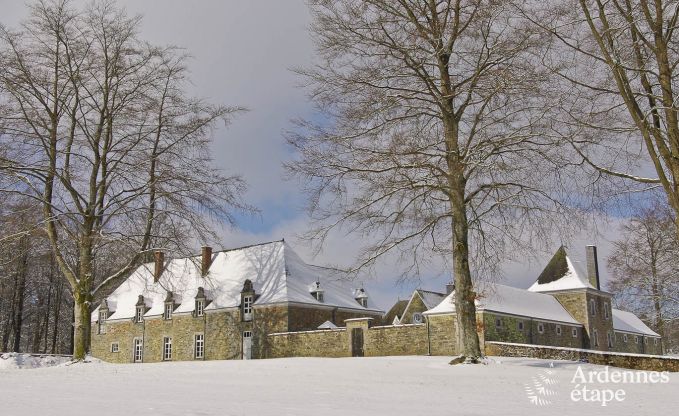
[612,309,660,337]
[415,290,447,309]
[317,321,338,329]
[424,283,581,325]
[528,246,594,293]
[93,240,382,322]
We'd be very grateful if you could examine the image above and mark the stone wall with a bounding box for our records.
[267,329,350,358]
[485,341,679,372]
[552,290,614,352]
[482,312,583,349]
[427,314,457,356]
[364,324,428,356]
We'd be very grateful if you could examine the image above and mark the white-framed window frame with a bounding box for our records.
[195,299,205,317]
[593,329,599,347]
[194,333,205,359]
[604,302,609,320]
[517,321,524,331]
[163,336,172,361]
[572,328,578,338]
[556,325,562,336]
[607,331,613,348]
[589,299,596,316]
[412,313,423,324]
[495,318,503,328]
[654,338,658,346]
[537,322,544,334]
[623,334,628,343]
[110,342,119,353]
[135,306,144,323]
[164,303,173,320]
[133,338,143,363]
[243,295,253,321]
[635,335,640,344]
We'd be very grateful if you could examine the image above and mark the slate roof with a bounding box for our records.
[383,300,408,325]
[613,309,660,337]
[528,246,594,292]
[92,240,383,322]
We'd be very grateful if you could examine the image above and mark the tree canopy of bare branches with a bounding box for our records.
[526,0,679,238]
[288,0,572,361]
[608,202,679,351]
[0,0,249,359]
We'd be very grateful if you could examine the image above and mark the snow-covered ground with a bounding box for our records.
[0,353,71,370]
[0,356,675,416]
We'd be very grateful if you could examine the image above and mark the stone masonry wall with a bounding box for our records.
[267,329,350,358]
[364,324,428,356]
[427,314,457,356]
[485,341,679,372]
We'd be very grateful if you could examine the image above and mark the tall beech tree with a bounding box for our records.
[289,0,567,361]
[0,0,248,359]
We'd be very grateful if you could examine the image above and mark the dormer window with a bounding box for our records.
[98,309,108,334]
[135,306,144,323]
[310,281,325,303]
[164,291,175,320]
[355,288,368,308]
[164,303,173,320]
[243,295,253,321]
[240,279,255,322]
[196,299,205,317]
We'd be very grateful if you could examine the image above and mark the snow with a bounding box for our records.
[0,356,674,415]
[0,353,71,370]
[317,320,338,329]
[612,309,660,337]
[93,241,382,323]
[528,254,594,292]
[424,283,583,325]
[416,290,446,309]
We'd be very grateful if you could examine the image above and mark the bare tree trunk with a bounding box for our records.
[51,281,63,354]
[11,236,28,352]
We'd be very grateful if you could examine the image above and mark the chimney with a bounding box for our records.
[585,245,600,290]
[154,251,164,283]
[201,246,212,276]
[446,282,455,295]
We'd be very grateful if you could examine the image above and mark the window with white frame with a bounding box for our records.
[556,325,562,336]
[316,291,324,302]
[110,342,119,353]
[593,329,599,347]
[359,298,368,308]
[412,313,423,324]
[589,299,596,316]
[163,337,172,361]
[196,299,205,317]
[517,321,524,331]
[654,338,658,346]
[604,302,609,320]
[164,303,173,320]
[635,335,639,344]
[623,334,628,343]
[135,306,144,323]
[133,338,143,363]
[195,334,204,359]
[572,328,578,338]
[607,331,613,348]
[98,310,107,334]
[537,323,544,334]
[644,337,648,344]
[243,295,253,321]
[495,318,503,328]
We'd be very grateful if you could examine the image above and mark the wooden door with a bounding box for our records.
[351,328,364,357]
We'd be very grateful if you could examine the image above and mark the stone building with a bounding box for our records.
[90,240,384,363]
[397,289,447,325]
[423,245,663,355]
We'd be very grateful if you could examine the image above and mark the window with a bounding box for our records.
[556,325,562,336]
[111,342,119,353]
[593,329,599,347]
[654,338,658,346]
[196,299,205,317]
[163,337,172,361]
[357,297,368,308]
[136,306,144,323]
[313,291,324,302]
[99,310,107,322]
[623,334,628,343]
[495,318,503,328]
[517,321,524,331]
[195,334,204,359]
[164,303,173,320]
[133,338,143,363]
[98,310,107,334]
[537,323,544,334]
[644,337,648,345]
[412,313,423,324]
[243,295,253,321]
[635,335,639,344]
[572,328,578,338]
[604,302,609,320]
[607,331,613,348]
[589,299,596,316]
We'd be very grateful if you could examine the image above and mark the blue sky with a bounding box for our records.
[0,0,629,310]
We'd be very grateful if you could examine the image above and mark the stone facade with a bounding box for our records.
[92,302,381,363]
[427,314,456,356]
[482,312,583,349]
[550,289,614,352]
[614,331,663,355]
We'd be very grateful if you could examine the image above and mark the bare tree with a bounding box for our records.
[0,0,248,359]
[288,0,570,362]
[525,0,679,238]
[608,202,679,351]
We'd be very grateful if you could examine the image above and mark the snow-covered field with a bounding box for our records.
[0,355,675,416]
[0,353,71,370]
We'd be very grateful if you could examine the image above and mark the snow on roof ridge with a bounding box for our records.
[612,308,660,337]
[528,247,594,292]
